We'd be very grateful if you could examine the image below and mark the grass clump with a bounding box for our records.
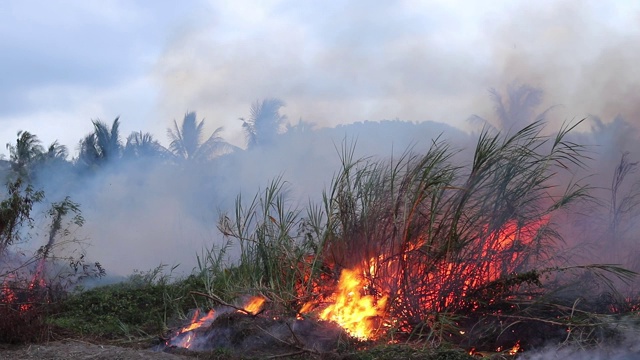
[212,176,326,311]
[51,266,208,339]
[53,283,167,338]
[197,119,638,354]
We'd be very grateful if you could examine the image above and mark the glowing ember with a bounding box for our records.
[508,341,521,355]
[0,271,48,312]
[315,267,388,340]
[1,278,17,304]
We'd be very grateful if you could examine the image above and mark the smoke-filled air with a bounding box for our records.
[2,1,640,359]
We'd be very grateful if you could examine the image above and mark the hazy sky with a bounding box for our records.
[2,0,640,152]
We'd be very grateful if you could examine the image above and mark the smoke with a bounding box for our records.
[13,118,465,277]
[518,325,640,360]
[3,0,640,298]
[151,1,491,146]
[151,1,640,146]
[485,0,640,127]
[520,347,640,360]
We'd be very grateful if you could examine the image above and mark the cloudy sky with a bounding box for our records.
[2,0,640,152]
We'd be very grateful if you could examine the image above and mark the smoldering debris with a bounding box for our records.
[162,310,345,356]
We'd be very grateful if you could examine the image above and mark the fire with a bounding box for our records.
[297,217,549,340]
[508,341,521,355]
[183,309,216,333]
[168,216,548,348]
[313,267,388,340]
[169,309,216,348]
[243,296,265,315]
[1,270,48,312]
[1,276,17,302]
[168,295,267,349]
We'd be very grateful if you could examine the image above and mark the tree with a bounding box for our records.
[167,112,229,162]
[6,131,44,176]
[469,84,553,132]
[285,119,315,134]
[0,178,44,254]
[27,141,72,187]
[240,98,287,149]
[42,141,68,162]
[124,131,169,160]
[77,117,122,168]
[6,131,72,184]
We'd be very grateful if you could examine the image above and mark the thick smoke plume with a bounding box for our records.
[6,88,640,287]
[2,0,640,299]
[28,119,468,277]
[152,1,640,146]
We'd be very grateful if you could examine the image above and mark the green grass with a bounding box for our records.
[340,344,476,360]
[50,268,208,339]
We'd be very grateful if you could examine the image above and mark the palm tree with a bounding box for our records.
[124,131,169,160]
[35,140,70,172]
[26,140,73,192]
[285,119,315,134]
[92,117,121,161]
[167,112,230,162]
[42,141,68,162]
[77,134,99,169]
[6,131,44,176]
[468,84,553,132]
[240,98,287,149]
[78,117,122,168]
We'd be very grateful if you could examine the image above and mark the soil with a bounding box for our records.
[0,341,481,360]
[0,340,189,360]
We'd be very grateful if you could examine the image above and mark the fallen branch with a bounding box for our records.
[189,291,253,315]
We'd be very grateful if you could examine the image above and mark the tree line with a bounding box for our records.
[2,98,288,181]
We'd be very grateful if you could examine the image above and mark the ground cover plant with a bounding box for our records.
[50,266,207,340]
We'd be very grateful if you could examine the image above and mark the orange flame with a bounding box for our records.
[315,267,388,340]
[168,296,267,349]
[171,309,217,348]
[243,296,265,315]
[182,309,216,333]
[508,341,521,355]
[298,218,549,338]
[1,272,47,312]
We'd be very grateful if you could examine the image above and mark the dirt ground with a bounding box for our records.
[0,341,190,360]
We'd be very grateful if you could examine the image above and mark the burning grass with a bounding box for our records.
[199,120,640,355]
[0,178,105,345]
[0,278,52,344]
[3,119,640,359]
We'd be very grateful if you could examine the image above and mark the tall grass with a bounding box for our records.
[213,176,325,311]
[318,122,589,324]
[201,119,636,347]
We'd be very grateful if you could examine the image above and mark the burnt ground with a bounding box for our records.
[0,341,189,360]
[0,340,478,360]
[0,313,476,360]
